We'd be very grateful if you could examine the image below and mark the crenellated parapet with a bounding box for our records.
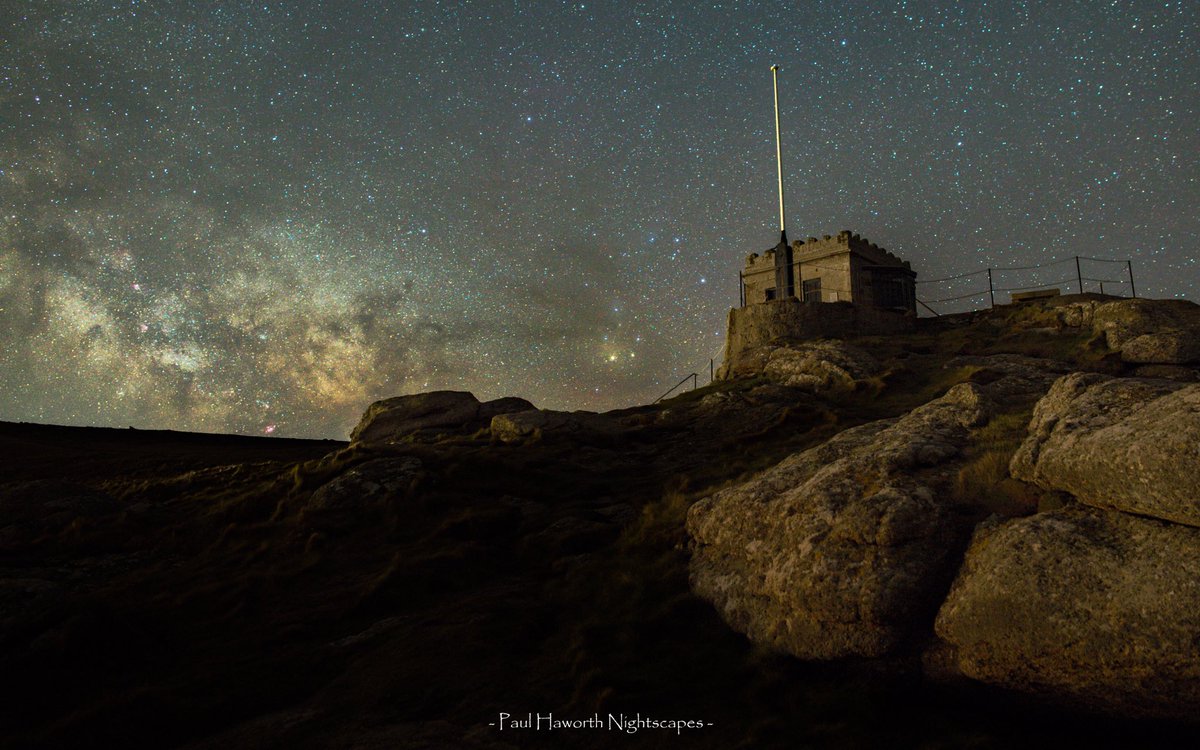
[740,228,917,312]
[791,230,913,271]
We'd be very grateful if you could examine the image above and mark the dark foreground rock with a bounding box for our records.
[934,505,1200,720]
[0,480,122,547]
[350,391,534,444]
[489,408,626,444]
[8,297,1200,748]
[304,457,423,517]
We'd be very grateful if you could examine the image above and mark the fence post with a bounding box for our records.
[987,268,995,307]
[691,373,698,391]
[1127,261,1136,298]
[1075,256,1083,294]
[710,358,714,383]
[738,271,745,307]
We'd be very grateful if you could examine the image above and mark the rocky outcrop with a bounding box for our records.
[943,354,1071,402]
[350,391,534,444]
[1131,363,1200,381]
[720,299,914,378]
[1119,331,1200,364]
[934,506,1200,720]
[1020,297,1200,364]
[1091,298,1200,357]
[1011,373,1200,527]
[0,480,121,524]
[478,396,536,423]
[306,457,423,515]
[687,383,992,660]
[760,341,880,393]
[933,367,1200,718]
[489,409,622,444]
[0,480,121,547]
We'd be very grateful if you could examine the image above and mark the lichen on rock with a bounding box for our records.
[934,505,1200,720]
[1011,372,1200,527]
[686,383,993,660]
[761,341,880,394]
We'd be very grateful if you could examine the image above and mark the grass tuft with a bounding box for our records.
[952,409,1044,517]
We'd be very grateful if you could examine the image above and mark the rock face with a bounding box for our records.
[943,354,1071,402]
[489,409,622,444]
[934,368,1200,719]
[761,341,880,393]
[0,480,121,547]
[0,480,121,524]
[1022,297,1200,364]
[719,339,883,393]
[478,396,537,423]
[687,383,991,660]
[350,391,534,444]
[1131,363,1200,382]
[307,457,423,514]
[1011,372,1200,527]
[1119,331,1200,364]
[719,299,914,378]
[1091,298,1200,360]
[934,506,1200,720]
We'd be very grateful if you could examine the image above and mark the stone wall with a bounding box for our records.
[800,253,854,301]
[720,298,916,377]
[742,248,780,305]
[741,230,915,309]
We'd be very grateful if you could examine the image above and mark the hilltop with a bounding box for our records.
[2,294,1199,749]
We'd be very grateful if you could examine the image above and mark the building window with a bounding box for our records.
[802,278,822,302]
[765,287,776,301]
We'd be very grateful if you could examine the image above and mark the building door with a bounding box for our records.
[802,278,822,302]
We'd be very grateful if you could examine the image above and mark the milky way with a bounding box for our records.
[1,1,1196,438]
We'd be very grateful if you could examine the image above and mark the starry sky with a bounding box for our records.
[2,1,1196,439]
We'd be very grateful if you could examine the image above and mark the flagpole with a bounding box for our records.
[771,64,786,242]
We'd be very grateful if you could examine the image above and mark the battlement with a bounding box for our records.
[740,229,917,312]
[792,230,912,271]
[744,248,777,272]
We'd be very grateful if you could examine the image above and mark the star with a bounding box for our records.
[0,1,1193,437]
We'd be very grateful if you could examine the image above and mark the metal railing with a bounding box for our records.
[916,298,941,316]
[739,254,1136,316]
[916,255,1136,314]
[653,347,723,405]
[654,373,699,404]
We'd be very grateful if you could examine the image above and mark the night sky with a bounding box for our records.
[2,1,1196,438]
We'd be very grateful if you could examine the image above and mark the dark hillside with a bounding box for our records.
[2,298,1198,749]
[0,421,343,484]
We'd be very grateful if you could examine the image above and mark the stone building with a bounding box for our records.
[740,230,917,314]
